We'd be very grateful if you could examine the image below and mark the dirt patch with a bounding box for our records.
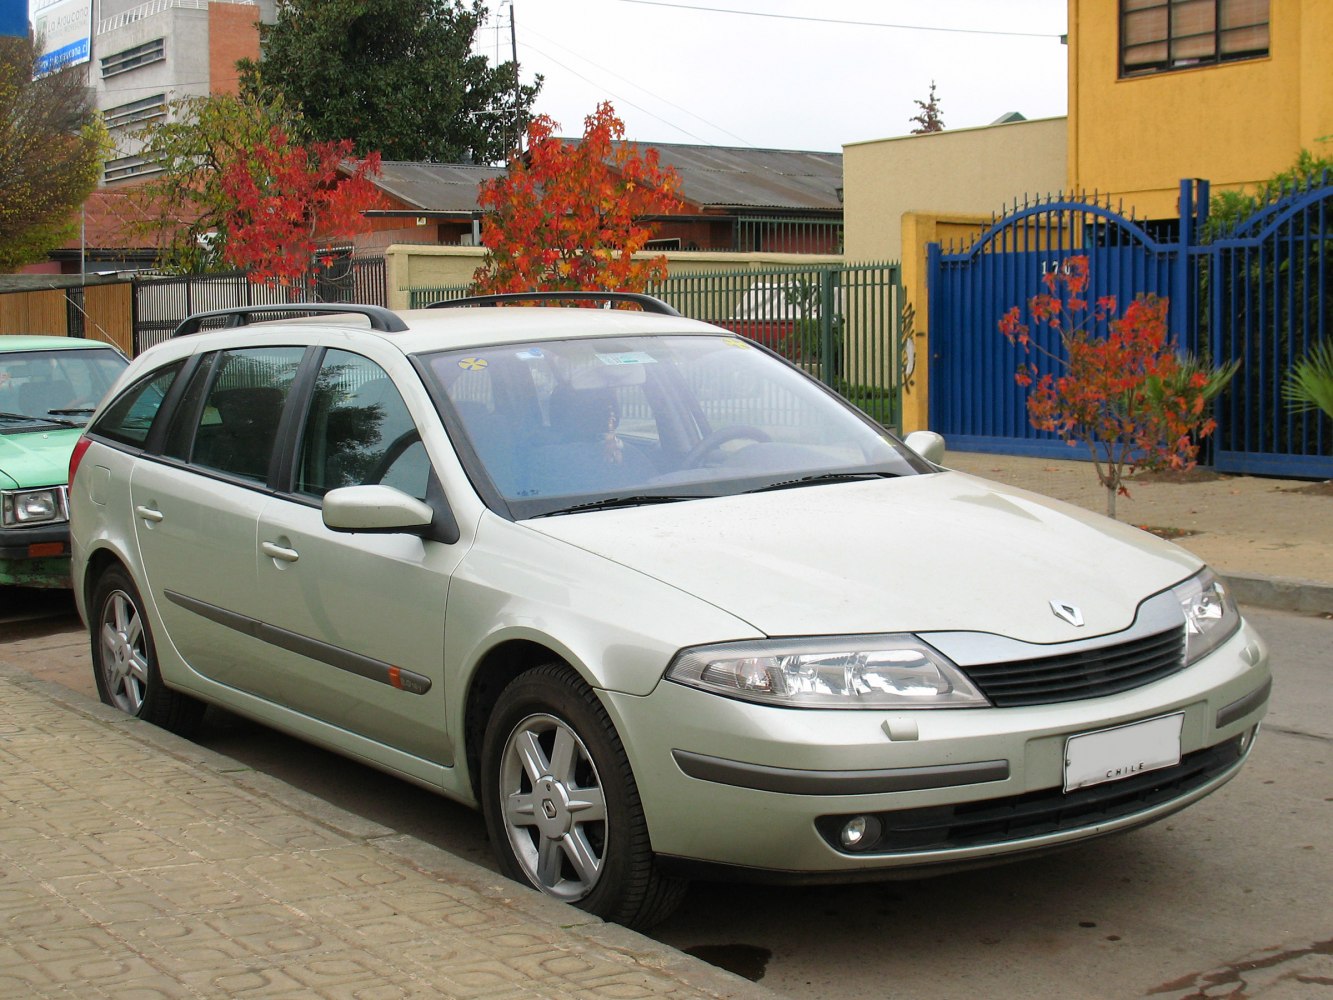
[1136,525,1200,540]
[1128,467,1227,485]
[1278,480,1333,497]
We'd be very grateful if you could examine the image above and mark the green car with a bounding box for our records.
[1,335,129,588]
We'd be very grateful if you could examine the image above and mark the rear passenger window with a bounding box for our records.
[191,348,305,482]
[296,350,429,500]
[90,362,184,446]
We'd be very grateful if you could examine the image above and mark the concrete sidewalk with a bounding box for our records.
[0,662,775,1000]
[945,451,1333,614]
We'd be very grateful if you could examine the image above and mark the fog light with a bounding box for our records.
[1239,724,1259,754]
[839,815,881,851]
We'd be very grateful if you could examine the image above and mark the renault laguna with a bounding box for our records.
[68,296,1270,928]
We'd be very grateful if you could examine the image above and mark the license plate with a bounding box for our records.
[1063,713,1184,792]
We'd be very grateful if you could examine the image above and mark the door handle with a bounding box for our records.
[261,541,300,563]
[134,505,164,523]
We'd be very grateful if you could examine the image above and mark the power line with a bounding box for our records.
[519,23,757,147]
[517,38,724,146]
[618,0,1065,40]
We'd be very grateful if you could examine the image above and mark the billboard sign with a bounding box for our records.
[2,0,30,37]
[30,0,92,76]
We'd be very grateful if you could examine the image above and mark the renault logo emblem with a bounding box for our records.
[1050,600,1085,627]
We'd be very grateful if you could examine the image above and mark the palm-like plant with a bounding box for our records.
[1283,341,1333,420]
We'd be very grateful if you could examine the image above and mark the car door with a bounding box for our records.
[129,346,307,697]
[253,349,462,765]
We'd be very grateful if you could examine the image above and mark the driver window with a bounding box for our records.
[296,351,429,501]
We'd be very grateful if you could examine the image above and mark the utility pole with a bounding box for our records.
[509,2,520,154]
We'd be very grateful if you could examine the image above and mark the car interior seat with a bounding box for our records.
[203,386,286,480]
[528,384,655,494]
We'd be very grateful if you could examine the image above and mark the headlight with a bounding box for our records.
[665,635,989,709]
[1173,569,1240,664]
[1,488,67,527]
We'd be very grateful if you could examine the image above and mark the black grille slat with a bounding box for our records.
[962,627,1186,707]
[994,654,1182,698]
[817,737,1244,855]
[987,635,1178,681]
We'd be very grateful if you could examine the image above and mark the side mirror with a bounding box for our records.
[323,484,435,534]
[903,430,946,465]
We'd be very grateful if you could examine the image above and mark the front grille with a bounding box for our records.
[816,735,1243,855]
[961,626,1186,707]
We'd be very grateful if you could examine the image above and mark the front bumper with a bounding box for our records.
[604,621,1270,876]
[0,522,72,588]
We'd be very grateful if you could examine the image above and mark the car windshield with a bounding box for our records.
[0,347,127,430]
[421,333,928,518]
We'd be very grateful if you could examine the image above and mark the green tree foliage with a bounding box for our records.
[241,0,539,163]
[1283,340,1333,422]
[1202,147,1333,241]
[131,92,300,273]
[0,35,105,271]
[909,80,944,135]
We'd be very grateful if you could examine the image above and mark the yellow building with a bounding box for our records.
[1068,0,1333,220]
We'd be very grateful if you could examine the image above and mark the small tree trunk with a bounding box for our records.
[1106,484,1117,520]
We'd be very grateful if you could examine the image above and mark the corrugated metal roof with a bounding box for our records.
[625,143,843,212]
[369,145,843,215]
[372,161,505,212]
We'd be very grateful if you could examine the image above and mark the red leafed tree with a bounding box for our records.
[998,256,1237,519]
[217,128,383,286]
[473,102,682,295]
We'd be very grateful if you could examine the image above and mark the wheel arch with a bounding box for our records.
[462,638,585,801]
[82,543,132,614]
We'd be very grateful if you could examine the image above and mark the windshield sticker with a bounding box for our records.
[723,338,750,349]
[458,357,489,372]
[515,348,544,360]
[595,352,656,366]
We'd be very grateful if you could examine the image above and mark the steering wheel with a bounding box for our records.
[682,425,771,467]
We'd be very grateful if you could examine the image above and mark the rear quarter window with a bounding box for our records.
[90,362,185,446]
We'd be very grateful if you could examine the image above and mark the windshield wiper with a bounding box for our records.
[48,407,95,416]
[0,410,80,428]
[744,471,899,494]
[535,494,711,517]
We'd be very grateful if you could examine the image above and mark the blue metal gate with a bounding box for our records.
[1206,180,1332,477]
[928,178,1333,478]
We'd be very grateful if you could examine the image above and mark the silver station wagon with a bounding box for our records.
[69,296,1271,928]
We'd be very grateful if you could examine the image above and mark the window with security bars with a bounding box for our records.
[100,37,165,78]
[104,94,167,131]
[1120,0,1269,77]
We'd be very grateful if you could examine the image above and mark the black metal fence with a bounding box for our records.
[131,257,387,354]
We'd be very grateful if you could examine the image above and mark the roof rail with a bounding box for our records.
[172,303,410,338]
[425,291,682,316]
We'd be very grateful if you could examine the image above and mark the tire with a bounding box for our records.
[480,663,686,929]
[90,565,205,737]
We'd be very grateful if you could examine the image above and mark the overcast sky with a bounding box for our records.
[487,0,1069,152]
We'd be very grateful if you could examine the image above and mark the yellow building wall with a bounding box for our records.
[1068,0,1333,219]
[844,118,1068,263]
[842,120,1065,432]
[898,213,991,433]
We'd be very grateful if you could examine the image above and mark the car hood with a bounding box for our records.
[0,427,81,491]
[522,471,1201,644]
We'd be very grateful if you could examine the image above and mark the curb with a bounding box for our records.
[1220,573,1333,616]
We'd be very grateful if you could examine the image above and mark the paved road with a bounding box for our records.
[3,589,1330,999]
